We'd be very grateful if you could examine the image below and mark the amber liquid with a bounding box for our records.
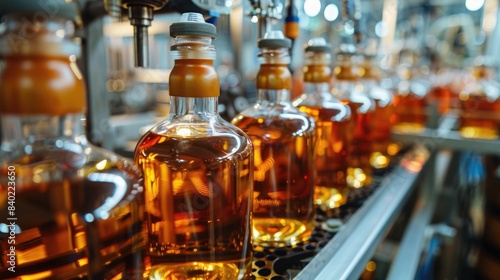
[343,96,374,188]
[0,151,144,280]
[370,99,397,170]
[232,116,315,247]
[459,93,500,139]
[392,92,427,133]
[135,132,253,279]
[427,85,452,115]
[297,105,350,210]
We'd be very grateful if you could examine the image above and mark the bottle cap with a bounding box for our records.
[258,30,291,49]
[304,37,331,53]
[170,12,216,39]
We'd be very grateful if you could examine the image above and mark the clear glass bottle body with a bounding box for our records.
[232,47,316,247]
[134,32,254,279]
[458,65,500,139]
[293,50,352,211]
[332,53,375,188]
[0,16,144,279]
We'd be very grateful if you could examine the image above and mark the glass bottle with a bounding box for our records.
[391,48,429,134]
[134,13,254,279]
[458,59,500,140]
[231,31,316,247]
[426,60,454,116]
[357,53,397,172]
[293,37,351,211]
[332,45,375,188]
[0,15,144,279]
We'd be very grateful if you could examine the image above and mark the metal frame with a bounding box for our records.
[295,145,432,280]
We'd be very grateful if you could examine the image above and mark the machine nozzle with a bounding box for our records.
[122,0,168,68]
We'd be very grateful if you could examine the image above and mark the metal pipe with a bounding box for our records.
[121,0,168,68]
[127,5,153,67]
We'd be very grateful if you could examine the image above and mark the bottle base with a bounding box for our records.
[392,123,426,134]
[253,218,313,247]
[370,151,390,170]
[460,126,499,140]
[147,261,242,280]
[347,167,372,188]
[314,186,348,211]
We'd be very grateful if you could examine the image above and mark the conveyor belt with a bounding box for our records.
[250,177,382,279]
[250,144,430,279]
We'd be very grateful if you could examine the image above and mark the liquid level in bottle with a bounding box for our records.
[0,151,144,279]
[427,85,453,115]
[135,132,253,279]
[392,93,427,134]
[297,104,350,210]
[344,97,374,188]
[459,94,500,139]
[232,115,315,247]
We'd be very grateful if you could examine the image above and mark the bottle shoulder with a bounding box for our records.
[2,140,140,177]
[135,116,253,162]
[0,142,142,220]
[231,108,316,141]
[0,57,86,115]
[144,115,250,139]
[295,96,352,122]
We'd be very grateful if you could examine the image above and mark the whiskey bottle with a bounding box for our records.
[232,31,316,247]
[458,59,500,139]
[134,13,254,279]
[332,45,375,188]
[0,14,144,279]
[391,48,429,134]
[293,37,352,211]
[357,53,398,172]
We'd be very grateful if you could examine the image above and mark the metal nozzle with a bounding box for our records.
[127,5,153,67]
[122,0,168,68]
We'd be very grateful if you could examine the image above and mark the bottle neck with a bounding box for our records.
[257,88,291,104]
[0,55,86,115]
[303,63,332,94]
[170,96,219,116]
[1,113,87,156]
[303,64,332,84]
[256,63,292,104]
[304,81,331,93]
[334,53,358,81]
[256,63,291,88]
[169,59,220,98]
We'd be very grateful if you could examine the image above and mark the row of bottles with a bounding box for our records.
[2,8,500,280]
[427,58,500,140]
[0,10,388,278]
[388,48,500,140]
